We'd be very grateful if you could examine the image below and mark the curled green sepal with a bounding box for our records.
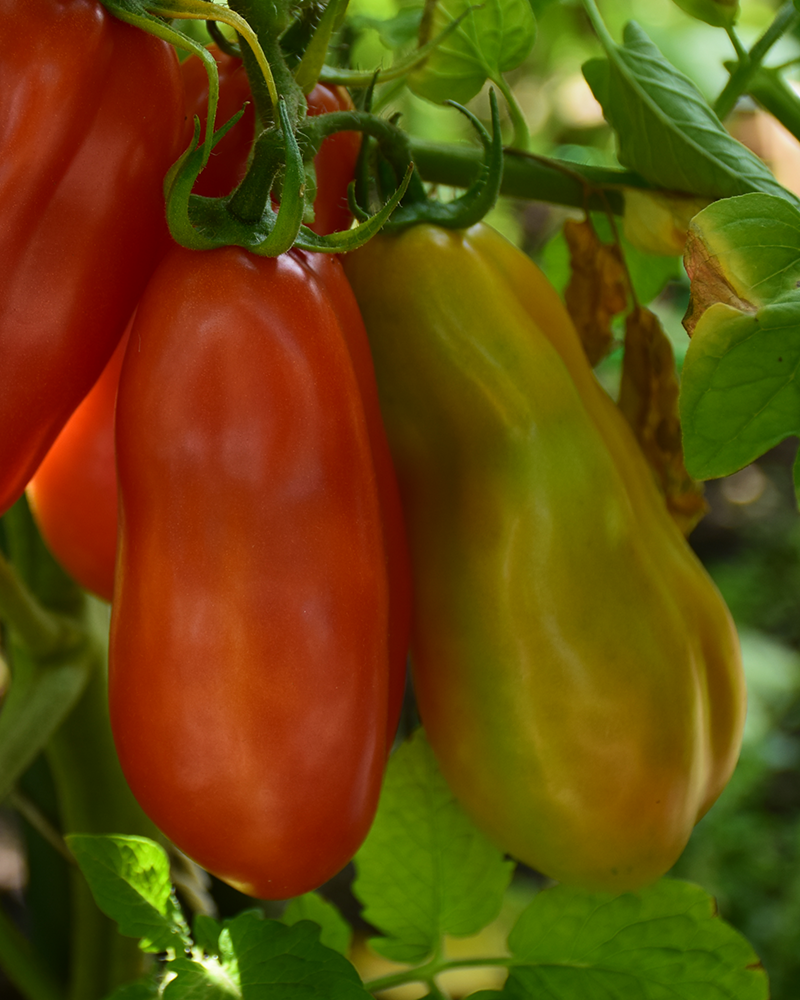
[386,89,503,231]
[166,100,307,257]
[294,165,414,252]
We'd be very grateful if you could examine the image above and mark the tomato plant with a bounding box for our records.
[2,0,800,997]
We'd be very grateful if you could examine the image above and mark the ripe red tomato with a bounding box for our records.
[109,245,410,898]
[26,324,130,604]
[0,0,185,515]
[180,45,361,233]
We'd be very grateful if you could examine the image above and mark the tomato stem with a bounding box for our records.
[364,955,512,994]
[0,551,78,659]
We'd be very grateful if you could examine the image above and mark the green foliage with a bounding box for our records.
[281,892,352,955]
[671,0,739,28]
[353,728,514,963]
[408,0,536,104]
[63,732,773,998]
[679,193,800,495]
[67,835,191,954]
[495,880,768,999]
[582,20,797,204]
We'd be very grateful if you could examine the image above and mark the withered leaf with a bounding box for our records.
[563,217,629,367]
[682,226,756,336]
[618,305,708,535]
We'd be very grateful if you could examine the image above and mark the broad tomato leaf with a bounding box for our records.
[680,193,800,495]
[67,834,190,954]
[500,880,768,998]
[350,9,423,50]
[582,20,797,205]
[282,892,351,955]
[408,0,536,104]
[161,956,238,999]
[193,913,224,957]
[671,0,739,27]
[353,728,514,964]
[224,912,369,999]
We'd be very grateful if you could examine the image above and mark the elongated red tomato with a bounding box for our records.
[26,324,130,603]
[180,45,360,232]
[0,0,185,514]
[109,245,410,898]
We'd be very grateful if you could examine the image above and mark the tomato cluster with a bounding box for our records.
[8,7,410,899]
[4,0,746,904]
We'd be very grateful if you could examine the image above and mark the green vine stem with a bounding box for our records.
[228,0,306,128]
[0,552,78,658]
[408,138,647,212]
[365,955,511,994]
[1,504,159,1000]
[714,0,799,121]
[746,64,800,142]
[46,660,160,1000]
[725,23,747,62]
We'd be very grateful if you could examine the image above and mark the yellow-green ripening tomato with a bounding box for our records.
[344,222,745,892]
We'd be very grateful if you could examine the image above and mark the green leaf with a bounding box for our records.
[194,913,224,956]
[349,9,423,50]
[671,0,739,28]
[222,911,369,999]
[679,192,800,484]
[581,19,797,205]
[0,653,91,802]
[66,834,191,954]
[501,880,768,998]
[282,893,351,955]
[162,956,238,999]
[353,729,514,964]
[408,0,536,104]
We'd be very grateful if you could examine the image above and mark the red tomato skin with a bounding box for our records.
[0,0,185,515]
[109,245,406,898]
[27,325,130,604]
[180,46,360,232]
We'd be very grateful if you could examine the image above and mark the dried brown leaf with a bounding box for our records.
[618,305,708,535]
[563,217,629,366]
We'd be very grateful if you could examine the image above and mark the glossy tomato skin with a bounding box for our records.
[345,224,746,892]
[109,245,409,898]
[27,324,130,604]
[0,0,185,515]
[180,45,360,232]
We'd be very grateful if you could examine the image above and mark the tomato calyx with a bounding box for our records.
[165,98,412,255]
[351,90,504,232]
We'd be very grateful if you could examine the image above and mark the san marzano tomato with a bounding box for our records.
[0,0,184,514]
[109,244,410,898]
